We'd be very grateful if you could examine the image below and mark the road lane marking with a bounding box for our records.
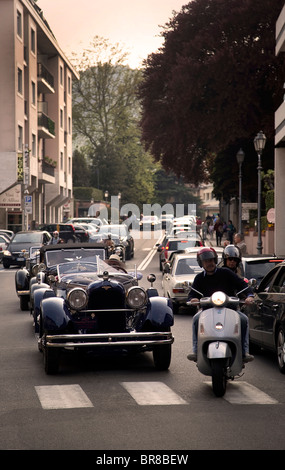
[206,381,278,404]
[121,381,188,405]
[137,233,165,271]
[35,384,93,409]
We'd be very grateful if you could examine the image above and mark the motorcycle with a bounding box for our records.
[186,283,255,397]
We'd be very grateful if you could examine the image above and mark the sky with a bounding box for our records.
[37,0,187,68]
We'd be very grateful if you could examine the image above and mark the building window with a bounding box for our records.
[17,10,22,38]
[68,116,71,134]
[60,152,63,170]
[18,125,23,151]
[17,67,23,94]
[60,65,63,86]
[68,156,71,173]
[31,81,36,105]
[31,28,36,54]
[60,109,63,128]
[68,76,71,94]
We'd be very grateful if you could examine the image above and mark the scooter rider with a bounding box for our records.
[187,247,254,363]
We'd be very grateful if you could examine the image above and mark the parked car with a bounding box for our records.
[39,223,77,243]
[218,254,285,286]
[0,234,10,261]
[139,215,160,231]
[96,224,134,260]
[0,229,14,240]
[162,251,203,313]
[3,231,51,269]
[25,244,174,374]
[243,260,285,372]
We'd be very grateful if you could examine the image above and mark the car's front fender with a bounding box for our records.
[15,268,29,293]
[41,297,70,333]
[145,296,174,328]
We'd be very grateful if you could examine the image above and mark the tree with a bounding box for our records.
[72,37,155,206]
[138,0,285,197]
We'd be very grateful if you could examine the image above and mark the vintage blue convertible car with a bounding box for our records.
[16,244,174,374]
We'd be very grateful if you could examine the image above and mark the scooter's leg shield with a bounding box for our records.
[207,341,232,359]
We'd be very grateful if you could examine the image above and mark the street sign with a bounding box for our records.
[267,208,275,224]
[24,195,32,214]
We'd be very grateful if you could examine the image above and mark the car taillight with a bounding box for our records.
[164,242,169,258]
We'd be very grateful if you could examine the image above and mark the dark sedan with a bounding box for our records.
[2,230,51,268]
[244,260,285,373]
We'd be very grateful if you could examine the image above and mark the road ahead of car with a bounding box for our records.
[0,230,285,452]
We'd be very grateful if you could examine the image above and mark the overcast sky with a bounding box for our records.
[37,0,187,68]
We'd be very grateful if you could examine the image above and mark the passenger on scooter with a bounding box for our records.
[187,247,254,363]
[222,244,243,277]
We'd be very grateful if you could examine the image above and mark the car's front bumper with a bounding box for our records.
[44,331,174,348]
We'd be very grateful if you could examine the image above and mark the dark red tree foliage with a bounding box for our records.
[138,0,285,186]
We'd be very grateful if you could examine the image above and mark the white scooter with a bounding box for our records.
[187,284,254,397]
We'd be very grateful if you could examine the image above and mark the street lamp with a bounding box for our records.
[104,190,109,202]
[253,131,267,254]
[236,148,245,234]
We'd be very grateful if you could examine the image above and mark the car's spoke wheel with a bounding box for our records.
[43,341,60,375]
[277,327,285,373]
[20,295,29,311]
[153,344,171,370]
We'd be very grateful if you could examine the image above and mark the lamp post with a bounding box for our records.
[236,148,245,234]
[104,190,109,202]
[253,131,267,254]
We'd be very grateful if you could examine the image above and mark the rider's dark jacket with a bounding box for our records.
[187,267,253,301]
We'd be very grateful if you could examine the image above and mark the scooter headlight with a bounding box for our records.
[211,291,226,306]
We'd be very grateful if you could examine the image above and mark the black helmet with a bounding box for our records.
[223,244,241,264]
[197,247,218,267]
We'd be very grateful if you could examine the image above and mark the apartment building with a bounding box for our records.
[275,3,285,255]
[0,0,79,232]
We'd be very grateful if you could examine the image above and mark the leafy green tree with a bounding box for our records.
[72,37,155,206]
[138,0,285,203]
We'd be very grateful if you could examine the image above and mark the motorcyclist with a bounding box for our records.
[187,247,254,363]
[222,244,243,277]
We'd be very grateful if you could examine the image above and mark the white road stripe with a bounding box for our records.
[121,381,188,405]
[35,384,93,409]
[206,381,278,404]
[137,233,165,271]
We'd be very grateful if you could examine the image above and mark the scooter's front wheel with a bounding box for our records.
[211,359,227,397]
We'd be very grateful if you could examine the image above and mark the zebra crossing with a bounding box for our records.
[35,380,278,410]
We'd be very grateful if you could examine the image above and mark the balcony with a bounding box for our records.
[38,159,56,184]
[38,112,55,139]
[37,63,55,94]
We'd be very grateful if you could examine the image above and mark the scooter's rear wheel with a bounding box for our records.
[211,359,227,397]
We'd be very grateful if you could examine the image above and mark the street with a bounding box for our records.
[0,230,285,451]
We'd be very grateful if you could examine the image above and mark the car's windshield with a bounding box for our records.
[45,248,105,267]
[175,258,202,275]
[243,260,284,282]
[57,258,119,277]
[11,233,43,243]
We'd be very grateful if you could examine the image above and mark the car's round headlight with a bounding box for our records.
[67,288,88,310]
[126,286,147,309]
[211,291,226,306]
